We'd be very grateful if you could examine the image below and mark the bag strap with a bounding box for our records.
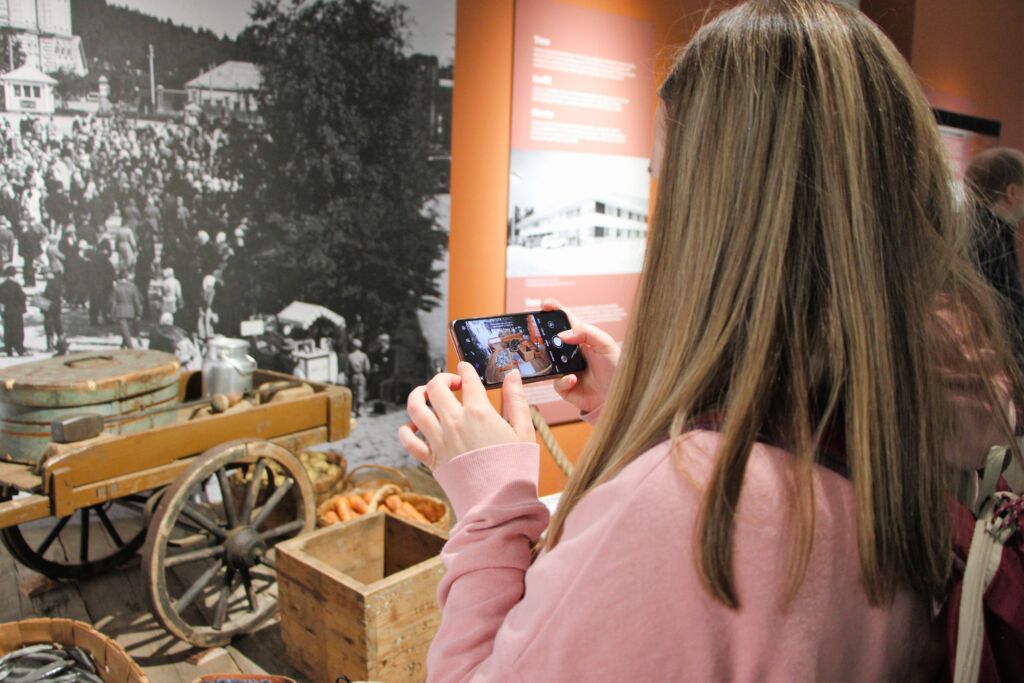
[954,446,1020,683]
[975,445,1010,515]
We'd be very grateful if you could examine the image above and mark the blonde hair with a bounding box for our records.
[545,0,1018,608]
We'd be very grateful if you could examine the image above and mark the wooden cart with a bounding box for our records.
[0,362,351,648]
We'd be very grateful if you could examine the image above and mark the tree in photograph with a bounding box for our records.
[0,29,26,73]
[223,0,446,376]
[50,69,92,106]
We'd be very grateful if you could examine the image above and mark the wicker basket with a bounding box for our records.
[299,448,347,504]
[0,618,148,682]
[318,482,450,531]
[337,463,413,496]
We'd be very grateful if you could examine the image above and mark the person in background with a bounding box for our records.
[116,219,137,274]
[197,274,218,342]
[159,267,184,322]
[347,338,370,417]
[110,269,143,349]
[88,241,116,326]
[40,267,64,353]
[967,148,1024,368]
[370,332,396,403]
[0,265,26,356]
[44,234,64,278]
[398,1,1020,680]
[66,239,90,308]
[0,217,13,266]
[195,231,219,279]
[17,219,42,288]
[149,312,201,369]
[135,217,157,319]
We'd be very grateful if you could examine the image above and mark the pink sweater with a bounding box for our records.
[429,431,941,682]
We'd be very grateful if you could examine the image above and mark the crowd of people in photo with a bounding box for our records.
[0,111,247,361]
[0,111,404,416]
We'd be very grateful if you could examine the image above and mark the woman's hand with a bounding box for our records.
[542,298,620,414]
[398,361,535,470]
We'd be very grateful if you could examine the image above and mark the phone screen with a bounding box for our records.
[450,310,586,387]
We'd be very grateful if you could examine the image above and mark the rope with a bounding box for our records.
[530,405,574,477]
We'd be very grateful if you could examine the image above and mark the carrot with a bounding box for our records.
[323,510,340,524]
[377,503,388,512]
[361,491,374,503]
[399,501,430,525]
[335,496,352,521]
[349,495,368,515]
[384,494,401,513]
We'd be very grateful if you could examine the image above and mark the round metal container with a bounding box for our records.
[0,350,181,464]
[202,337,256,398]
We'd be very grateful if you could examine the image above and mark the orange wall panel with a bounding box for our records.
[450,0,713,494]
[909,0,1024,150]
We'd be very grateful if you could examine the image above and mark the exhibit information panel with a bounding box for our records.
[506,0,655,423]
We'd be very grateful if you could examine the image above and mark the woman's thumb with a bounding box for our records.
[559,323,616,353]
[502,370,534,441]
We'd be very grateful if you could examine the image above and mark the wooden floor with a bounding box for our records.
[0,467,448,683]
[0,535,311,683]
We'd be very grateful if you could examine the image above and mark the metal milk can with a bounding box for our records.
[202,337,257,397]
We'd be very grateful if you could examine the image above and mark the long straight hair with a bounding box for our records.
[545,0,1019,608]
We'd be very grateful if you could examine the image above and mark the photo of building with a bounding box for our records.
[0,0,87,75]
[0,63,55,112]
[511,196,647,248]
[185,60,260,114]
[507,148,650,277]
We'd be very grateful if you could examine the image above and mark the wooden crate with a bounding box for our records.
[276,512,447,683]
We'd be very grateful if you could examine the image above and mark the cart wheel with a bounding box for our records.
[0,491,154,580]
[143,439,314,647]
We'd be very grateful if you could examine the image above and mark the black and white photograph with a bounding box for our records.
[0,0,455,466]
[506,148,649,277]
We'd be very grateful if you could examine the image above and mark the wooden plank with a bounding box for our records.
[367,560,444,683]
[327,387,352,442]
[57,427,328,513]
[0,525,29,622]
[0,494,51,528]
[72,517,196,683]
[272,427,329,456]
[42,394,330,490]
[14,525,91,624]
[0,462,42,491]
[227,622,312,682]
[64,461,191,511]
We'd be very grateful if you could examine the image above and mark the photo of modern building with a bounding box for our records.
[510,196,647,248]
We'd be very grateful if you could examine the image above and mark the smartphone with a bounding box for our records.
[449,310,587,388]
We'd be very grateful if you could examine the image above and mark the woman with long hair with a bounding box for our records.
[399,0,1019,679]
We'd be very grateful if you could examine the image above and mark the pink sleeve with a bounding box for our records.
[428,443,549,683]
[426,443,697,682]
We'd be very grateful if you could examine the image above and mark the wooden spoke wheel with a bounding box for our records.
[0,491,153,579]
[143,440,315,647]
